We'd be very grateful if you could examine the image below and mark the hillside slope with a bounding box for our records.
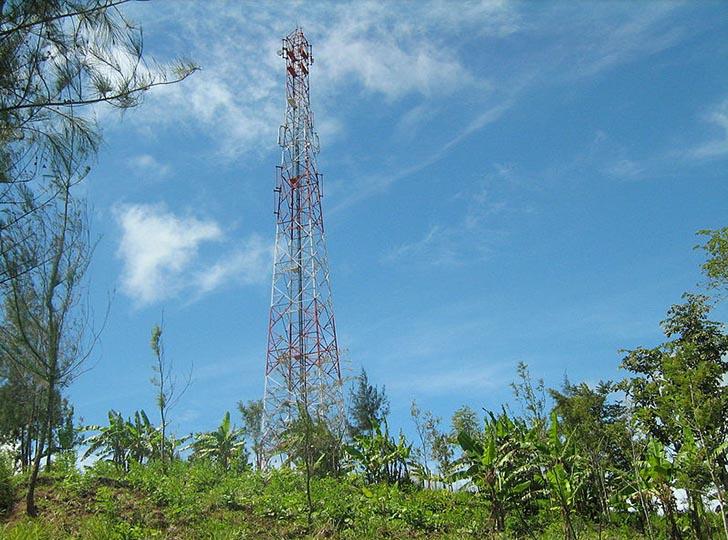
[0,461,644,539]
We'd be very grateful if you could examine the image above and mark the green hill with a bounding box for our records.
[2,460,644,540]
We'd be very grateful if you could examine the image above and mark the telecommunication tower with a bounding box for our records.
[261,28,344,463]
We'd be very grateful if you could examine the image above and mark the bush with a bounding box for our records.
[51,450,78,478]
[0,452,14,516]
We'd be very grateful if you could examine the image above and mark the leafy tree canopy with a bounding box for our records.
[348,368,389,438]
[697,227,728,293]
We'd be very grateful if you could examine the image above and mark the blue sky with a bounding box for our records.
[71,1,728,440]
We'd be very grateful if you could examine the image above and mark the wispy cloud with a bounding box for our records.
[127,154,171,179]
[384,225,468,267]
[691,97,728,160]
[602,158,645,181]
[115,203,268,305]
[116,0,516,160]
[326,2,689,211]
[331,101,513,215]
[384,165,519,267]
[195,235,270,295]
[543,130,651,184]
[548,3,684,81]
[388,362,512,395]
[115,1,700,201]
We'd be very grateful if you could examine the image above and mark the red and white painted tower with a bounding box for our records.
[262,28,344,462]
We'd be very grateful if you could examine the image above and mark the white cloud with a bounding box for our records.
[115,204,269,305]
[691,98,728,159]
[196,234,270,294]
[127,154,170,179]
[111,1,701,210]
[314,3,479,100]
[602,158,645,180]
[141,68,280,160]
[388,362,511,395]
[115,1,516,159]
[116,203,223,304]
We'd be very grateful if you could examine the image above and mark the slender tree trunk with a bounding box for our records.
[695,493,714,540]
[23,392,38,471]
[160,405,166,466]
[686,489,704,540]
[26,377,55,516]
[703,459,728,540]
[20,426,28,471]
[44,406,53,472]
[562,505,577,540]
[25,426,32,471]
[25,179,66,516]
[692,425,728,540]
[707,466,728,540]
[489,487,501,533]
[629,435,654,540]
[25,429,45,517]
[593,455,611,523]
[158,349,166,466]
[661,491,681,540]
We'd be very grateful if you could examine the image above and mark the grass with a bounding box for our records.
[1,460,647,539]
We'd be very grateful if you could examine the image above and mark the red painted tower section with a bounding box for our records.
[261,28,344,463]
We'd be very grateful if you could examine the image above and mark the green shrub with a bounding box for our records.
[0,452,14,516]
[76,516,163,540]
[0,461,662,539]
[93,486,120,518]
[85,459,123,481]
[51,450,78,478]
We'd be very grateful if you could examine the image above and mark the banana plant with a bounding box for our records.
[636,438,681,540]
[675,425,728,540]
[346,419,411,485]
[83,410,129,469]
[453,410,535,533]
[189,411,246,470]
[536,411,585,540]
[82,409,159,471]
[126,410,157,465]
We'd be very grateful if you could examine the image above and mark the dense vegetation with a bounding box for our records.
[1,280,728,539]
[2,1,728,539]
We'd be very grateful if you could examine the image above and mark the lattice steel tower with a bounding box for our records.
[262,28,344,462]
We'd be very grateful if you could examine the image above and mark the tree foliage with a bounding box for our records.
[0,157,94,515]
[348,368,389,438]
[238,399,263,470]
[0,0,197,283]
[621,293,728,538]
[149,322,190,467]
[83,409,158,471]
[697,227,728,293]
[0,0,196,518]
